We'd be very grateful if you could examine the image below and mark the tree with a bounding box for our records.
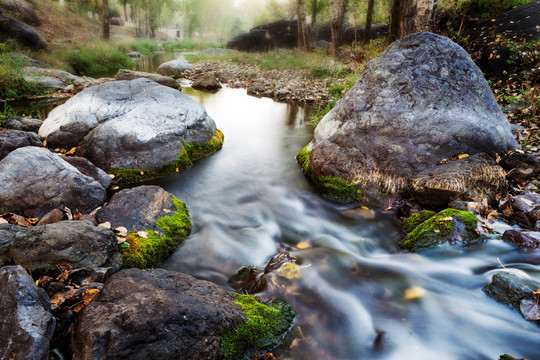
[415,0,436,32]
[388,0,414,41]
[363,0,375,44]
[328,0,349,56]
[296,0,310,50]
[102,0,109,40]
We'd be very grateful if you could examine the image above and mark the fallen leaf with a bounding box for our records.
[297,241,311,249]
[108,174,115,179]
[111,186,120,190]
[67,147,77,155]
[9,214,31,227]
[81,288,100,305]
[0,218,7,224]
[117,236,126,244]
[520,299,540,320]
[137,231,149,239]
[115,226,128,237]
[50,293,65,310]
[440,217,453,221]
[277,262,301,280]
[73,210,82,220]
[458,154,469,159]
[64,207,73,220]
[403,286,426,300]
[98,222,111,229]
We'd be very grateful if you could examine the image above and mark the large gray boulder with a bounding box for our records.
[0,129,44,160]
[96,185,177,231]
[0,221,121,272]
[156,59,191,77]
[0,14,49,50]
[0,265,55,360]
[0,147,106,217]
[38,79,219,173]
[62,156,112,189]
[71,268,244,360]
[303,32,518,200]
[23,66,80,90]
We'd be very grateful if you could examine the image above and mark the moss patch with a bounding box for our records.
[120,196,192,268]
[221,293,296,360]
[402,210,437,233]
[110,129,224,185]
[297,145,363,202]
[399,209,480,251]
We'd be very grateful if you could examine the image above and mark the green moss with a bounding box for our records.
[297,145,363,202]
[120,196,192,268]
[221,293,296,360]
[110,129,224,186]
[402,210,437,233]
[400,209,480,251]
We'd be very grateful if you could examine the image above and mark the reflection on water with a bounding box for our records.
[152,86,540,359]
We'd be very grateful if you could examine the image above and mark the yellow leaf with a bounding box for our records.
[403,286,426,300]
[458,154,469,159]
[297,241,311,249]
[361,206,369,210]
[81,288,100,305]
[67,147,77,154]
[277,262,301,280]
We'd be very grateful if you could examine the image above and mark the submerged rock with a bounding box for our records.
[301,32,517,201]
[0,147,106,217]
[72,268,295,360]
[410,153,507,207]
[38,79,223,183]
[0,265,55,360]
[399,208,480,251]
[483,271,540,311]
[0,129,44,160]
[499,193,540,229]
[502,229,540,249]
[156,59,191,77]
[192,77,222,92]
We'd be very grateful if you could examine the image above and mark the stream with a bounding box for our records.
[149,85,540,360]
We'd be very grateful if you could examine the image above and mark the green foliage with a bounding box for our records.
[507,38,540,70]
[120,196,192,269]
[402,210,437,233]
[0,50,47,100]
[438,0,532,19]
[162,39,225,52]
[400,209,480,251]
[221,293,296,360]
[118,38,160,56]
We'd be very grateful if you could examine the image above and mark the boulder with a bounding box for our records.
[1,116,43,133]
[127,51,142,58]
[5,52,48,68]
[22,74,67,90]
[23,66,79,83]
[36,208,66,226]
[0,265,55,360]
[0,223,18,263]
[227,20,298,51]
[72,76,115,93]
[499,152,540,185]
[0,14,49,50]
[0,146,106,217]
[62,156,112,189]
[302,32,517,201]
[192,77,222,92]
[1,220,121,272]
[499,193,540,229]
[71,268,244,360]
[502,229,540,249]
[156,59,192,77]
[483,271,540,311]
[96,185,177,231]
[0,0,41,25]
[409,153,507,207]
[38,79,222,181]
[114,68,179,89]
[0,129,44,160]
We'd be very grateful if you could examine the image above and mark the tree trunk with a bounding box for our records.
[102,0,109,40]
[297,0,310,51]
[363,0,374,44]
[329,0,349,57]
[310,0,317,47]
[389,0,415,41]
[415,0,435,31]
[122,2,128,24]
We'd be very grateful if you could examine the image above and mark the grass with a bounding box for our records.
[163,39,225,52]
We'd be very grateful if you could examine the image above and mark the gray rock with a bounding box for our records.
[0,224,18,264]
[499,152,540,185]
[114,68,179,89]
[5,52,48,68]
[23,74,67,90]
[71,268,244,360]
[0,129,44,160]
[2,220,121,272]
[0,0,41,26]
[192,77,222,92]
[483,271,540,310]
[127,51,142,58]
[499,193,540,229]
[62,156,112,189]
[39,79,218,172]
[24,66,79,83]
[305,32,518,199]
[0,14,49,50]
[72,76,115,93]
[96,185,177,231]
[0,265,55,360]
[0,147,106,217]
[409,153,507,207]
[502,229,540,249]
[157,59,192,77]
[2,117,43,133]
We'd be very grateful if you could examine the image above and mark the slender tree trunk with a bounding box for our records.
[363,0,374,44]
[102,0,110,40]
[297,0,310,51]
[415,0,435,31]
[310,0,317,47]
[329,0,349,57]
[123,2,128,23]
[389,0,415,41]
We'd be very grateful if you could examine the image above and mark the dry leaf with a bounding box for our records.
[98,222,111,229]
[277,262,301,280]
[403,286,426,300]
[520,299,540,320]
[67,147,77,155]
[137,231,149,239]
[81,288,100,305]
[0,218,7,224]
[440,217,453,221]
[64,207,73,220]
[73,210,82,220]
[50,293,65,310]
[115,226,128,237]
[297,241,311,249]
[117,236,126,244]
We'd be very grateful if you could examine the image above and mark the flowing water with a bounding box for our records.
[150,86,540,360]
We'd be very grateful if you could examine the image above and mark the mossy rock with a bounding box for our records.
[221,293,296,360]
[399,209,480,251]
[110,129,224,185]
[402,210,436,233]
[297,145,363,202]
[120,196,192,268]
